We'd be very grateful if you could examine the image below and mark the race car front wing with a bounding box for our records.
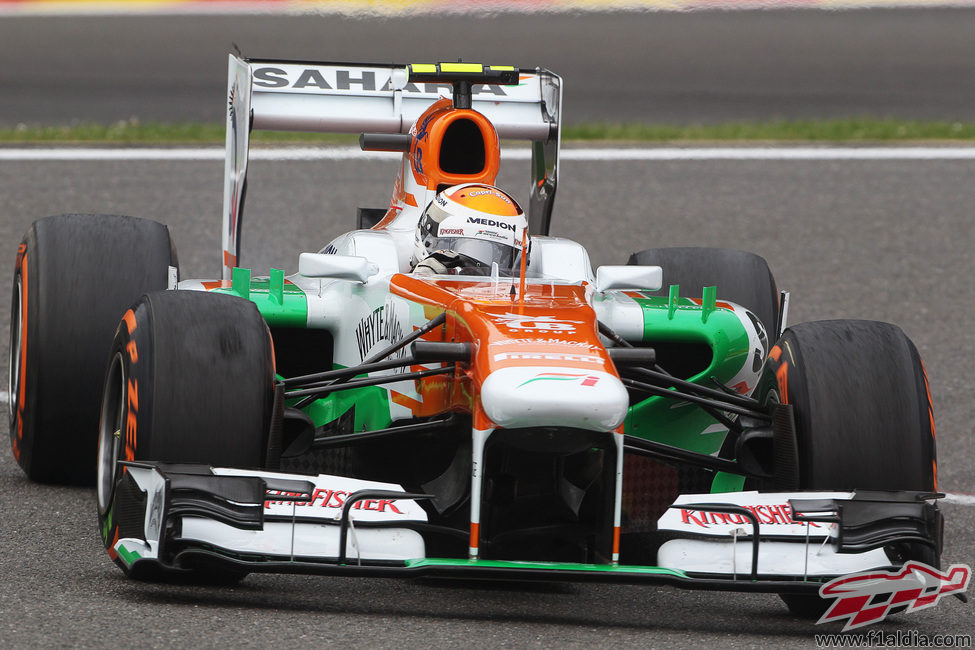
[107,462,942,595]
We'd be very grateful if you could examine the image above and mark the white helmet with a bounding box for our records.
[411,183,529,275]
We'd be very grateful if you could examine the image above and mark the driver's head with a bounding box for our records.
[411,184,529,275]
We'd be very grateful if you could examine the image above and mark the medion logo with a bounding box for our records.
[252,66,509,96]
[467,217,516,232]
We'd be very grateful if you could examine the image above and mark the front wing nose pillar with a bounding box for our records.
[468,426,492,560]
[466,423,625,565]
[612,426,624,565]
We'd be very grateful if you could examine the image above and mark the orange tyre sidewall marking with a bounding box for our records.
[775,361,789,405]
[13,245,28,461]
[768,343,790,404]
[122,308,137,335]
[124,378,138,462]
[107,529,119,561]
[919,358,938,491]
[108,310,140,557]
[121,310,138,463]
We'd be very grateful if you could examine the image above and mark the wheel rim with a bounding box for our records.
[96,352,126,515]
[8,277,22,424]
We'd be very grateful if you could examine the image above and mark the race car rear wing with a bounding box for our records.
[222,54,563,280]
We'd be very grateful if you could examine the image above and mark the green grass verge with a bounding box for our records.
[2,118,975,143]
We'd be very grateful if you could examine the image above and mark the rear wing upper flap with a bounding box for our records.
[222,54,562,280]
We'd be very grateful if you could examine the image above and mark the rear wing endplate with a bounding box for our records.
[222,54,562,280]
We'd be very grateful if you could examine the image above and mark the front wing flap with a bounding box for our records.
[112,462,430,573]
[655,490,942,581]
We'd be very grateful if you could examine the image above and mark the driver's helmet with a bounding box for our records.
[411,183,529,275]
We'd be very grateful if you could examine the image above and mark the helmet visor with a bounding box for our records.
[428,236,521,274]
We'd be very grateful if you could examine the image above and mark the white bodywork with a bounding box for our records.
[657,492,895,577]
[481,367,629,431]
[113,465,429,567]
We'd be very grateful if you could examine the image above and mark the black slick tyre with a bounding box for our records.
[627,247,779,340]
[96,290,276,580]
[758,320,938,618]
[9,214,178,484]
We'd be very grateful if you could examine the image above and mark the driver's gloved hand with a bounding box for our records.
[413,250,463,275]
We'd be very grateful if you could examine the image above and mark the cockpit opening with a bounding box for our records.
[439,118,486,175]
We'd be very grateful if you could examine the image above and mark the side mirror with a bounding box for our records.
[298,253,380,283]
[595,265,662,293]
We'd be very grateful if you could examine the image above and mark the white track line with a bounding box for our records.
[4,147,975,161]
[561,147,975,160]
[943,493,975,507]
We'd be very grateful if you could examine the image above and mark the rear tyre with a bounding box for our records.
[627,247,779,340]
[96,290,276,581]
[9,214,178,484]
[759,320,938,618]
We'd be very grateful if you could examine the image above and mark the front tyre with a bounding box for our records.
[761,320,936,492]
[97,290,276,580]
[759,320,938,617]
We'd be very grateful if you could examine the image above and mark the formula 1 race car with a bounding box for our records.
[8,56,944,618]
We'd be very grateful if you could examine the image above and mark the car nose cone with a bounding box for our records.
[480,367,629,432]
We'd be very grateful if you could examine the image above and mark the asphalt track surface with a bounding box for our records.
[2,7,975,126]
[1,153,973,647]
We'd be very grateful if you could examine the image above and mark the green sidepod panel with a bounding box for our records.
[299,381,393,431]
[623,293,752,455]
[211,267,309,327]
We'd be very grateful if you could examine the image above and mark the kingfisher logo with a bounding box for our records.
[677,503,820,528]
[517,372,600,388]
[817,561,971,630]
